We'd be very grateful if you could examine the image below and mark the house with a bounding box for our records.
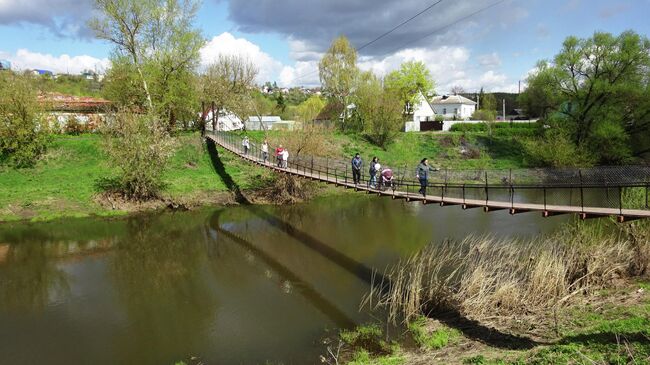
[405,91,438,132]
[202,109,244,131]
[430,94,476,120]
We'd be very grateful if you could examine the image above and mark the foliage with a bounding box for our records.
[35,73,103,97]
[90,0,205,129]
[408,316,460,350]
[102,56,147,110]
[100,112,176,200]
[478,93,498,137]
[449,122,539,132]
[0,72,50,167]
[354,72,404,148]
[201,54,258,129]
[319,36,358,121]
[384,60,434,113]
[296,96,326,123]
[519,31,650,163]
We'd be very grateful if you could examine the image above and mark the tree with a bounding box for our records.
[384,61,435,114]
[319,36,358,123]
[355,72,404,148]
[0,73,49,167]
[90,0,204,128]
[519,31,650,163]
[100,112,176,200]
[201,54,258,130]
[472,93,497,138]
[450,85,465,95]
[296,96,326,124]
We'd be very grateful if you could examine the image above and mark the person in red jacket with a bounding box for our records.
[275,145,284,167]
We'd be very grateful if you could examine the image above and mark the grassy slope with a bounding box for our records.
[0,133,269,222]
[243,130,528,170]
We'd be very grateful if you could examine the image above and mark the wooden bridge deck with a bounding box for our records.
[207,134,650,222]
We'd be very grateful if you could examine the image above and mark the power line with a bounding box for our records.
[293,0,508,84]
[357,0,444,52]
[381,0,507,55]
[292,0,445,83]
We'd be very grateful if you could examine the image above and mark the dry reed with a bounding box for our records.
[367,221,650,324]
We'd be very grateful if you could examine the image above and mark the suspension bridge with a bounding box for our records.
[206,131,650,222]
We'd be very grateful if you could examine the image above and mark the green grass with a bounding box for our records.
[242,130,530,171]
[408,316,461,350]
[0,133,269,222]
[348,350,405,365]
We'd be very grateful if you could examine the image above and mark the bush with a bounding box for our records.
[524,129,595,167]
[0,73,50,167]
[100,112,176,200]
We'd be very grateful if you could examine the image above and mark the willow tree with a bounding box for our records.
[318,36,358,124]
[90,0,204,127]
[201,54,259,131]
[354,72,404,148]
[385,60,435,114]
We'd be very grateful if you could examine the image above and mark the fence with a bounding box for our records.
[208,131,650,218]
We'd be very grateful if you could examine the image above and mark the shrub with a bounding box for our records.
[524,129,595,167]
[100,112,176,200]
[0,73,50,167]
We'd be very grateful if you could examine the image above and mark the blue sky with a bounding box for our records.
[1,0,648,92]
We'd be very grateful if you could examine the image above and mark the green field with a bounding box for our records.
[0,133,270,222]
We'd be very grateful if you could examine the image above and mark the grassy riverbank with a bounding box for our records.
[327,280,650,364]
[0,129,536,223]
[324,221,650,364]
[0,133,274,222]
[243,127,535,170]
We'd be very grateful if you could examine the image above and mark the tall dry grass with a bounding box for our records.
[367,221,650,324]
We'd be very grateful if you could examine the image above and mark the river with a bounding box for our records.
[0,195,569,364]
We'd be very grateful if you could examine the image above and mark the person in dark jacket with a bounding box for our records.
[351,153,363,184]
[416,158,438,196]
[369,157,380,188]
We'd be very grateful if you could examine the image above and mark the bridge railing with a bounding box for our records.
[209,131,650,215]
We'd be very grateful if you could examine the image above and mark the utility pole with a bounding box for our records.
[476,93,480,110]
[518,80,521,94]
[503,99,506,122]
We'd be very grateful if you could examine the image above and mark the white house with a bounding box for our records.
[430,95,477,120]
[405,91,436,132]
[204,110,244,131]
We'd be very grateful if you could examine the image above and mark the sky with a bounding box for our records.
[0,0,649,93]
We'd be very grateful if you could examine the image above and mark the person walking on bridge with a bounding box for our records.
[242,136,250,155]
[262,139,269,163]
[351,153,363,185]
[275,145,284,167]
[416,158,439,196]
[369,157,380,188]
[281,148,289,168]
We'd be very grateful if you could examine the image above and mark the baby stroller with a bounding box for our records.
[379,168,394,190]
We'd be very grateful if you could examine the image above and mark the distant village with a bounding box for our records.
[1,59,529,134]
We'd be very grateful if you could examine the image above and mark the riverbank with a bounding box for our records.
[324,221,650,364]
[0,133,311,222]
[0,128,535,223]
[326,278,650,365]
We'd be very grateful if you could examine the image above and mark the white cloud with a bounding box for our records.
[477,52,502,68]
[0,49,109,74]
[200,32,284,85]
